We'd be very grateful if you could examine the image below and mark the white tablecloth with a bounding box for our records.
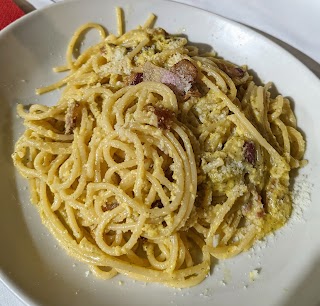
[1,0,319,305]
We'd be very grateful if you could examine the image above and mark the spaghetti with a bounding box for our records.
[12,8,306,287]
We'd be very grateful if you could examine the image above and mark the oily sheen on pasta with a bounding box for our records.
[12,9,306,287]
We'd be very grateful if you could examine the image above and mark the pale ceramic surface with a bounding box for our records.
[0,1,320,305]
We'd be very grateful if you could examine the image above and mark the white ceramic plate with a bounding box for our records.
[1,0,320,305]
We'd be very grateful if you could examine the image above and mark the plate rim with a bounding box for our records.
[1,0,319,305]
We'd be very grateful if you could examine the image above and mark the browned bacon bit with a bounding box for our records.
[65,102,80,134]
[242,202,252,215]
[182,84,201,101]
[151,105,175,130]
[143,61,199,99]
[170,59,198,84]
[127,72,144,85]
[102,201,119,212]
[257,210,265,218]
[143,62,184,93]
[151,200,164,209]
[217,63,245,78]
[243,141,256,165]
[100,46,107,54]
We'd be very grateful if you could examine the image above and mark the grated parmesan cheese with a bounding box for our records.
[249,269,260,281]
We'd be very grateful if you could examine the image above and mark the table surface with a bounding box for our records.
[1,0,319,305]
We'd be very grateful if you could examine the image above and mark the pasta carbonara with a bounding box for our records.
[12,8,306,287]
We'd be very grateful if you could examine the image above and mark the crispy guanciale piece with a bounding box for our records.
[126,72,144,85]
[170,59,198,84]
[147,105,175,130]
[243,141,256,165]
[217,62,245,78]
[143,60,200,100]
[102,201,119,212]
[65,101,80,134]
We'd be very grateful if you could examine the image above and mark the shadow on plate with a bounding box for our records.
[281,256,320,306]
[245,25,320,79]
